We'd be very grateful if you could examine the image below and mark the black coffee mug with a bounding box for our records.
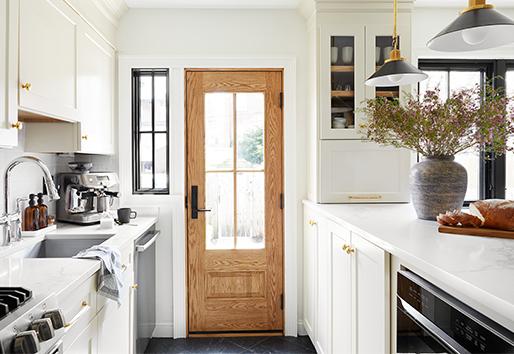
[117,208,137,224]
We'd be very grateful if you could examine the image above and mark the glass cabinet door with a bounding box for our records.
[320,25,365,139]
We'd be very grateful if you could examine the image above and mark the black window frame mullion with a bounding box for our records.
[132,68,170,195]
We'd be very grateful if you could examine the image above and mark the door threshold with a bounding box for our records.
[188,331,284,338]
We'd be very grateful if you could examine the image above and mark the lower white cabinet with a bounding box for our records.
[67,317,98,354]
[316,140,412,203]
[303,204,390,354]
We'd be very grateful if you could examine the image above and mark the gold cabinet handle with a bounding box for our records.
[343,244,355,255]
[11,121,23,130]
[348,195,382,200]
[131,284,138,289]
[81,134,88,140]
[308,220,317,226]
[122,264,127,272]
[21,82,32,91]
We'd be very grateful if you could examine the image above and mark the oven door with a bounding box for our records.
[397,298,469,354]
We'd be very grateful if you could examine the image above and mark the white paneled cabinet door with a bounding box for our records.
[303,208,318,341]
[330,221,353,354]
[353,233,390,354]
[18,0,79,121]
[320,24,365,140]
[67,318,98,354]
[77,27,115,154]
[0,0,17,147]
[319,140,411,203]
[315,218,331,354]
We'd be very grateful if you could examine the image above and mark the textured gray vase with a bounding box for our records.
[410,156,467,220]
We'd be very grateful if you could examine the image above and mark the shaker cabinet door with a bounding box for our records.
[303,207,319,340]
[315,219,331,354]
[18,0,79,121]
[77,27,115,154]
[318,140,411,203]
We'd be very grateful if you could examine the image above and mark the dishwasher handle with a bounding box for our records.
[136,231,160,252]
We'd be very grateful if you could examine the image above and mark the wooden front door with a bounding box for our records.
[186,69,284,335]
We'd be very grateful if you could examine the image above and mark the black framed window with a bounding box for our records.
[418,59,512,204]
[132,69,170,194]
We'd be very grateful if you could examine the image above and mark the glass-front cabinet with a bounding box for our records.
[320,24,411,140]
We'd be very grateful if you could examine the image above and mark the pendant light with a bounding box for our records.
[427,0,514,52]
[365,0,428,87]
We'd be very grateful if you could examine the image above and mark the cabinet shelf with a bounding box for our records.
[376,91,399,98]
[331,65,354,73]
[332,90,354,97]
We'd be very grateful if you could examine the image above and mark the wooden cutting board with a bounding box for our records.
[438,225,514,240]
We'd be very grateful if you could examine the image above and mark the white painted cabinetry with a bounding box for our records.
[303,204,390,354]
[18,0,79,121]
[67,318,98,354]
[0,0,18,147]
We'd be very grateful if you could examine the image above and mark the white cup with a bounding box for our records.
[342,46,353,64]
[331,47,338,64]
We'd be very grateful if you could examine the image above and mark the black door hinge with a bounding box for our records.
[279,193,284,209]
[280,294,284,310]
[185,195,188,208]
[279,92,283,109]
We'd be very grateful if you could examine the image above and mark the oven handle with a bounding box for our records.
[397,297,472,354]
[136,231,160,253]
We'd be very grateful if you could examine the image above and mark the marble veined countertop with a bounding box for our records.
[0,217,157,310]
[304,201,514,332]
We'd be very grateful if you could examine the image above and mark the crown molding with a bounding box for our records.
[92,0,128,27]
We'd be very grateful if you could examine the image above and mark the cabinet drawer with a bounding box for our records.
[318,140,411,203]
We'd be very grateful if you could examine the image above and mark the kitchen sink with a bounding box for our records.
[24,235,114,258]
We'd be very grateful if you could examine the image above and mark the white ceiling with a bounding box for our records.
[415,0,514,8]
[124,0,302,9]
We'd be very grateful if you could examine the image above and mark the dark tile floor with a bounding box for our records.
[144,336,316,354]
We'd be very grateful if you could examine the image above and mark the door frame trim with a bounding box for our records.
[118,56,298,338]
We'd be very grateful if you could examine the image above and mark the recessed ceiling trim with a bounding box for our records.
[124,0,302,9]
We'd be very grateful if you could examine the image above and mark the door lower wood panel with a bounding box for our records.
[186,69,284,334]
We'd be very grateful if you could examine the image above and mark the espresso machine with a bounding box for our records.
[56,163,119,224]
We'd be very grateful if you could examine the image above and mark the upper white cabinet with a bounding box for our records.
[0,0,18,147]
[18,0,79,121]
[21,0,116,154]
[318,140,411,203]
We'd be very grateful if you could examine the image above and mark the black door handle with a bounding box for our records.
[191,185,211,219]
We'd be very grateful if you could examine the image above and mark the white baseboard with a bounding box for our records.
[297,320,307,336]
[152,323,174,338]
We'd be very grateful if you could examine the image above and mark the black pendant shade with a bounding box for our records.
[365,59,428,87]
[427,7,514,52]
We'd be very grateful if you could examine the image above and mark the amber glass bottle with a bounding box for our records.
[37,193,48,229]
[23,194,40,231]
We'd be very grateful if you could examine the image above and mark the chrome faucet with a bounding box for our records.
[1,156,60,246]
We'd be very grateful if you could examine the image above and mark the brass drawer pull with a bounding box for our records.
[348,195,382,200]
[308,220,317,226]
[342,244,355,255]
[11,122,23,130]
[21,82,32,91]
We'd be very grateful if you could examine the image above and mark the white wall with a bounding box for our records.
[116,8,308,337]
[413,7,514,61]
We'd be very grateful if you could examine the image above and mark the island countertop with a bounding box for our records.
[304,200,514,332]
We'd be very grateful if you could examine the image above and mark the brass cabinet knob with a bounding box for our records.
[81,300,88,307]
[81,134,88,140]
[21,82,32,91]
[343,244,355,255]
[131,284,138,289]
[11,121,23,130]
[308,220,317,226]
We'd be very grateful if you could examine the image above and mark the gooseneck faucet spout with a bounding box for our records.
[2,156,60,246]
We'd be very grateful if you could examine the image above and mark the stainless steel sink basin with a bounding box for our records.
[24,236,113,258]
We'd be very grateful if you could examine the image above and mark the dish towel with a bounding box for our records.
[73,245,124,304]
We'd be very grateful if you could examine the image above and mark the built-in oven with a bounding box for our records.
[396,269,514,354]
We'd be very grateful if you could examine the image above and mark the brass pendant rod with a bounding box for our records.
[392,0,399,51]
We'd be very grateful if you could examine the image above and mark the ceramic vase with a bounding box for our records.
[410,156,467,220]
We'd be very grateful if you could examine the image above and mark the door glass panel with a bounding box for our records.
[139,76,153,131]
[154,133,167,189]
[330,36,355,130]
[205,93,234,170]
[236,93,265,170]
[375,36,400,99]
[204,92,267,250]
[206,172,234,250]
[236,172,265,249]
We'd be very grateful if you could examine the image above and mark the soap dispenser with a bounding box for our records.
[23,194,40,231]
[36,193,48,229]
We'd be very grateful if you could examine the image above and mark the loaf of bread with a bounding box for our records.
[437,199,514,231]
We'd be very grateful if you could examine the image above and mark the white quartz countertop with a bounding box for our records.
[0,216,158,308]
[304,201,514,332]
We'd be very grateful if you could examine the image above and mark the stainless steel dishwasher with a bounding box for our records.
[134,229,159,354]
